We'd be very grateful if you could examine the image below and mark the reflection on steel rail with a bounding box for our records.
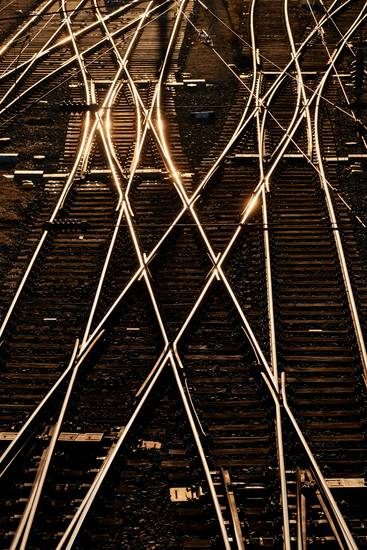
[0,0,366,547]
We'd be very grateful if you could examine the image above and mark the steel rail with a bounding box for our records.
[9,339,80,550]
[100,31,279,412]
[0,0,97,123]
[78,0,156,180]
[284,0,313,157]
[256,0,355,171]
[57,346,229,549]
[1,0,359,516]
[128,3,231,543]
[171,11,366,546]
[4,5,163,542]
[221,468,246,550]
[138,0,352,215]
[104,0,277,396]
[56,3,230,546]
[82,0,175,294]
[94,127,174,474]
[169,63,328,397]
[90,39,173,360]
[259,56,303,171]
[0,0,344,179]
[254,70,280,377]
[195,0,364,140]
[78,44,366,544]
[58,340,228,549]
[186,0,349,193]
[238,4,367,239]
[0,1,63,80]
[122,68,148,210]
[124,200,230,547]
[196,0,355,80]
[203,0,366,135]
[90,82,124,206]
[313,7,367,382]
[90,0,230,541]
[88,0,145,178]
[169,354,231,549]
[0,2,171,341]
[316,5,367,150]
[252,9,290,542]
[280,373,358,549]
[162,0,334,408]
[123,0,345,241]
[256,0,309,172]
[261,374,291,550]
[250,9,338,542]
[80,112,130,344]
[0,0,20,16]
[0,0,351,132]
[260,171,293,544]
[80,1,151,345]
[2,2,221,548]
[2,3,366,548]
[202,4,367,395]
[296,468,307,550]
[0,329,105,478]
[0,1,171,118]
[0,0,146,79]
[0,0,147,536]
[0,2,187,362]
[0,0,87,109]
[2,0,353,420]
[307,1,367,148]
[0,0,103,473]
[0,0,98,341]
[0,265,281,550]
[91,0,148,209]
[314,0,356,56]
[306,466,345,547]
[0,5,362,548]
[257,81,291,550]
[80,0,189,345]
[62,0,92,108]
[254,11,366,547]
[78,0,350,369]
[307,0,354,107]
[80,78,124,174]
[0,0,56,57]
[55,351,168,549]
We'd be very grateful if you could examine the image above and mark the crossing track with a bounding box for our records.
[0,0,366,548]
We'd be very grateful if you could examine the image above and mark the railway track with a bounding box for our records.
[0,0,366,548]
